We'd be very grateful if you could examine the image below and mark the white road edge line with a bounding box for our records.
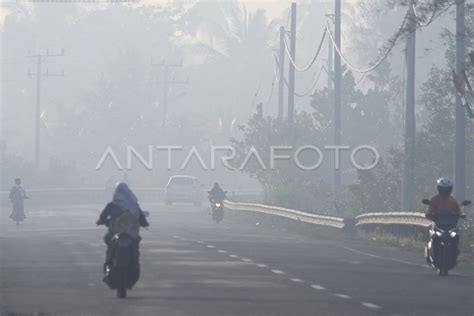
[311,284,326,290]
[334,294,352,299]
[341,245,448,272]
[341,246,381,259]
[256,263,268,268]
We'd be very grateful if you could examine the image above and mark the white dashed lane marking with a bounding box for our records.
[361,302,382,309]
[271,269,286,275]
[289,278,304,283]
[187,239,384,311]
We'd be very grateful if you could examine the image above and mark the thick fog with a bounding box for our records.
[0,0,472,213]
[1,1,474,315]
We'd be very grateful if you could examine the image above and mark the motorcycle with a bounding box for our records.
[10,202,27,225]
[422,199,471,276]
[103,211,147,298]
[209,191,227,223]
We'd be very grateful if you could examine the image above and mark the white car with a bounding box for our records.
[164,175,202,206]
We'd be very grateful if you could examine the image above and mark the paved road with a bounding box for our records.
[0,203,472,316]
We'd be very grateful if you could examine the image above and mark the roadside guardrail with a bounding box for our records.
[355,212,431,228]
[224,200,345,229]
[1,187,432,231]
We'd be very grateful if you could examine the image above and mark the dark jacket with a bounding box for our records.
[209,187,225,200]
[97,202,149,234]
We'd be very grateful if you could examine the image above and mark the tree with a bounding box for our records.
[311,64,402,150]
[231,107,333,212]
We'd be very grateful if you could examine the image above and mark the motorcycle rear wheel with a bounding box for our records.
[117,287,127,298]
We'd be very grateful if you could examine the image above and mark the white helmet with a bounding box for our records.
[437,177,453,188]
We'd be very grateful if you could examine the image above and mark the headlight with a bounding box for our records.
[435,231,443,237]
[450,231,457,238]
[215,203,221,207]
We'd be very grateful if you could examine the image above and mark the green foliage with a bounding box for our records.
[349,5,474,214]
[348,149,404,214]
[311,65,402,149]
[231,108,333,212]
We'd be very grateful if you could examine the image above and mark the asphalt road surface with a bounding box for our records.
[0,202,472,316]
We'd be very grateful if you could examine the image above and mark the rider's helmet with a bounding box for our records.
[437,177,453,196]
[14,178,21,185]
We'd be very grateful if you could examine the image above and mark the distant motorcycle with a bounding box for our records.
[422,199,471,276]
[209,191,227,223]
[103,211,146,298]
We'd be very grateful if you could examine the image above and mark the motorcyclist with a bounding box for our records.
[9,178,28,224]
[96,182,149,269]
[426,178,461,217]
[425,178,461,263]
[208,182,225,202]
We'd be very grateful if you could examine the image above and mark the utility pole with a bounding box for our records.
[162,65,170,129]
[326,16,336,197]
[28,49,64,169]
[152,61,187,130]
[333,0,342,195]
[327,22,333,94]
[454,0,466,201]
[278,26,285,120]
[287,2,296,123]
[402,1,416,211]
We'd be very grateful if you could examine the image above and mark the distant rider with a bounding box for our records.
[209,182,225,202]
[96,182,149,269]
[9,178,28,224]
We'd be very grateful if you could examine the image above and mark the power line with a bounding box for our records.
[412,1,454,28]
[283,27,327,72]
[282,65,325,98]
[273,54,281,83]
[294,66,325,97]
[412,2,437,27]
[353,72,367,88]
[326,23,397,74]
